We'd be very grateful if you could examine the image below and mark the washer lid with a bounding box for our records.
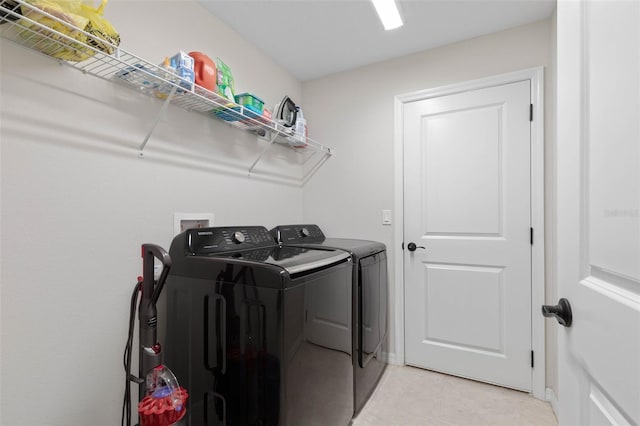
[214,245,350,276]
[305,238,386,258]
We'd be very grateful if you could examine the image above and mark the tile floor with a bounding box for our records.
[352,365,558,426]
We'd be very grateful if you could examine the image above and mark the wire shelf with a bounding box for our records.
[0,0,333,179]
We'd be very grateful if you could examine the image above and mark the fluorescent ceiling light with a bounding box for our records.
[371,0,404,31]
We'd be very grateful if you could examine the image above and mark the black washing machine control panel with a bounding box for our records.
[186,226,275,254]
[271,224,326,244]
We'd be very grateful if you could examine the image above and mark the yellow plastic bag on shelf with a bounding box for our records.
[18,0,91,61]
[80,0,119,54]
[18,0,119,62]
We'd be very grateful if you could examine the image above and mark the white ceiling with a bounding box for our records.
[199,0,556,81]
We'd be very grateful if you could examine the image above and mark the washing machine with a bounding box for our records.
[157,226,354,426]
[270,224,389,416]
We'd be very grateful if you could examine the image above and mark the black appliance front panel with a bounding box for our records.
[186,226,275,254]
[358,252,384,367]
[159,259,353,426]
[270,224,325,244]
[354,251,388,414]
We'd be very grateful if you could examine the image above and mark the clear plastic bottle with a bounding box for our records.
[290,107,308,147]
[156,56,176,99]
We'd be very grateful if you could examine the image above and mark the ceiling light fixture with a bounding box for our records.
[371,0,404,31]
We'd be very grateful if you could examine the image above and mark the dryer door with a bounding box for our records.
[358,253,383,368]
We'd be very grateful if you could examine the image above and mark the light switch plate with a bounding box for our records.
[174,213,214,235]
[382,209,392,225]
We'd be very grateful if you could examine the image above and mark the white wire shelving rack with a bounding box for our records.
[0,0,333,183]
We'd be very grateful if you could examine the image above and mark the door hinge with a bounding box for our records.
[531,350,534,368]
[530,227,534,245]
[530,104,533,121]
[401,242,404,250]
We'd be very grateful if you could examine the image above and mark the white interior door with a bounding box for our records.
[556,1,640,424]
[403,80,533,391]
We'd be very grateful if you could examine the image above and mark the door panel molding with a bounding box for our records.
[421,104,505,237]
[581,0,640,286]
[393,67,546,399]
[423,262,505,353]
[588,384,629,426]
[581,275,640,312]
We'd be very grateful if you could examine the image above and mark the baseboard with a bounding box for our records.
[382,351,401,365]
[546,387,559,418]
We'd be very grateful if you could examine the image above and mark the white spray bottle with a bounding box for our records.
[291,106,308,147]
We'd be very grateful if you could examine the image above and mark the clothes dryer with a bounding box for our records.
[270,224,388,415]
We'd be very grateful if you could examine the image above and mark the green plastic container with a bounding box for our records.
[235,93,264,114]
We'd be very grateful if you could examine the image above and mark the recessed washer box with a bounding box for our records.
[174,213,214,235]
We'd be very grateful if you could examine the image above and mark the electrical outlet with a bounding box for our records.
[174,213,214,235]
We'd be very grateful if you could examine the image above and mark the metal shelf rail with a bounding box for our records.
[0,0,333,183]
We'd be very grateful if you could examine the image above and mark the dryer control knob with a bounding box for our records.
[301,228,311,237]
[232,231,246,244]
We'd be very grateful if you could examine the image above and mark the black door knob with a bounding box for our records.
[407,242,426,252]
[542,298,572,327]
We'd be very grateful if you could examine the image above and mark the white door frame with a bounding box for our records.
[393,67,546,399]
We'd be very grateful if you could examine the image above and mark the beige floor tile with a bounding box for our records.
[352,365,557,426]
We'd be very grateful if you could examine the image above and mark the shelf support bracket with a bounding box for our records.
[247,131,279,175]
[302,150,332,185]
[138,85,178,158]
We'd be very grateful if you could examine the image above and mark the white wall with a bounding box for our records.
[301,18,556,389]
[0,1,304,424]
